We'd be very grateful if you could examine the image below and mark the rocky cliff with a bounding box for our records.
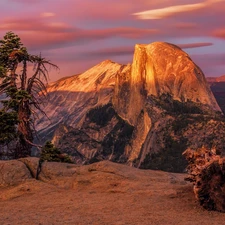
[35,42,225,172]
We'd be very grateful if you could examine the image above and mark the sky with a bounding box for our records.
[0,0,225,81]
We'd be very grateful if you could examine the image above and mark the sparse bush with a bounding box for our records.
[40,141,73,163]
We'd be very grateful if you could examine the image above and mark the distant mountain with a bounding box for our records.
[35,42,225,172]
[206,75,225,114]
[207,75,225,83]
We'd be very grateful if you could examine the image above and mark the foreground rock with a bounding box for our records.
[183,147,225,212]
[0,157,78,186]
[0,160,32,186]
[1,159,225,224]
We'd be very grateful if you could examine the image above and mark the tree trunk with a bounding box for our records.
[16,101,33,158]
[183,147,225,212]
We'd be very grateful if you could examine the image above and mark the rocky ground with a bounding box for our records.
[1,159,225,225]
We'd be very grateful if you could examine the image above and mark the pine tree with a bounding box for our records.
[40,141,62,162]
[0,31,58,158]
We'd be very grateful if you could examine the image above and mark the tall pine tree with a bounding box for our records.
[0,31,58,158]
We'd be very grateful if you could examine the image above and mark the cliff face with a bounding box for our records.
[35,42,224,172]
[112,42,222,167]
[115,42,220,120]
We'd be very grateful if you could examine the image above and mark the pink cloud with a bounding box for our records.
[56,0,144,21]
[0,16,159,50]
[8,0,42,3]
[133,0,224,20]
[67,0,195,21]
[74,46,134,61]
[174,22,197,29]
[191,53,225,65]
[163,22,204,38]
[213,28,225,39]
[23,27,158,50]
[131,0,225,40]
[40,12,56,18]
[0,17,74,32]
[1,0,224,80]
[190,53,225,76]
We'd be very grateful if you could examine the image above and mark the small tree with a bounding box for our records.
[40,141,72,163]
[36,141,72,179]
[0,31,58,158]
[40,141,62,162]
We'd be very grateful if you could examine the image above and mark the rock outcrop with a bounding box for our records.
[0,157,78,187]
[34,42,224,172]
[0,160,32,186]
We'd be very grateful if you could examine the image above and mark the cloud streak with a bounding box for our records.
[213,28,225,39]
[133,0,224,20]
[40,12,55,18]
[178,42,213,49]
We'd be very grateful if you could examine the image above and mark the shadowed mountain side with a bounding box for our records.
[36,92,225,173]
[36,89,115,141]
[36,59,130,136]
[209,82,225,114]
[54,103,134,164]
[206,75,225,114]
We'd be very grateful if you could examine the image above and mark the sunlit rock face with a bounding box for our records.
[115,42,220,124]
[35,42,224,172]
[36,60,129,140]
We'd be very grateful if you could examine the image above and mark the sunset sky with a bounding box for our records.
[0,0,225,81]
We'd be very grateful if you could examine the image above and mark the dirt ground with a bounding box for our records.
[1,161,225,225]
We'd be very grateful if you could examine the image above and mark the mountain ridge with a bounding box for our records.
[206,75,225,83]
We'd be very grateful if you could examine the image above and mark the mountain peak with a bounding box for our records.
[137,42,220,108]
[47,60,125,93]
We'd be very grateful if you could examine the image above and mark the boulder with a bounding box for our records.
[0,160,32,186]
